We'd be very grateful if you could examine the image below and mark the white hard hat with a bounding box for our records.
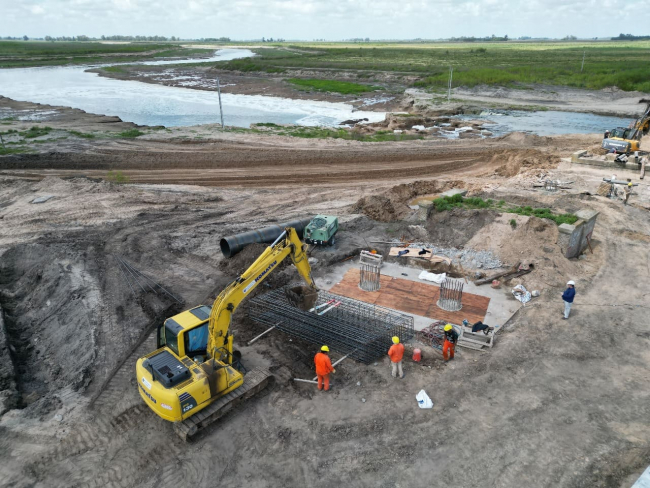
[567,280,575,286]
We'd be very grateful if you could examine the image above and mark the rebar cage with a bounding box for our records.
[359,263,381,292]
[247,285,414,363]
[437,278,464,312]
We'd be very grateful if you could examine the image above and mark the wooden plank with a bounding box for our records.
[475,263,520,285]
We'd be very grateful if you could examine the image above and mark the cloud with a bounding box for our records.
[1,0,649,39]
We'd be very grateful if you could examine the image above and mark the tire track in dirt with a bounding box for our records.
[0,140,514,187]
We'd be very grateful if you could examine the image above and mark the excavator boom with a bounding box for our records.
[135,227,316,439]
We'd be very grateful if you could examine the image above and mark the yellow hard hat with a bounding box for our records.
[392,336,400,344]
[321,345,329,352]
[628,182,633,187]
[444,324,453,331]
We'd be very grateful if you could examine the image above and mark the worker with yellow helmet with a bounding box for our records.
[624,179,633,205]
[314,345,335,391]
[387,336,405,379]
[443,324,458,361]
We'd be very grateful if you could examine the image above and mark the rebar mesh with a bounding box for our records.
[359,263,381,292]
[437,278,464,312]
[247,285,414,363]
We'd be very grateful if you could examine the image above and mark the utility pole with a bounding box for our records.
[581,51,585,72]
[447,66,453,103]
[216,77,224,129]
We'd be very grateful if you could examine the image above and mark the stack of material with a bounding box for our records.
[248,285,414,364]
[417,320,500,351]
[359,250,383,267]
[416,320,448,351]
[597,182,612,197]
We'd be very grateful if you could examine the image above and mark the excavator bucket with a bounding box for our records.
[285,285,318,311]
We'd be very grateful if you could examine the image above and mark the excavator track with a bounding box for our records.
[174,368,274,441]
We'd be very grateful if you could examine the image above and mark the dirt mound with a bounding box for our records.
[465,213,581,289]
[425,208,497,248]
[488,149,559,177]
[353,180,463,222]
[497,131,554,147]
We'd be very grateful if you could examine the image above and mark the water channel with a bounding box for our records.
[0,48,634,133]
[0,48,386,127]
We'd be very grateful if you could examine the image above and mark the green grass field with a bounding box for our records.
[216,41,650,92]
[287,78,380,94]
[0,41,214,68]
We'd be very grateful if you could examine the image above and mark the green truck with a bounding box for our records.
[304,215,338,246]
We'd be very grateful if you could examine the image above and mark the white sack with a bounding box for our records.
[418,271,446,284]
[416,389,433,409]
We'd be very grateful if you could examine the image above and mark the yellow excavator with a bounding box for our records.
[135,227,317,440]
[602,99,650,153]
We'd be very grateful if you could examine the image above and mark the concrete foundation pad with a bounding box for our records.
[315,260,520,332]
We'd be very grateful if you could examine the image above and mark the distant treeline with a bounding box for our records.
[449,35,509,42]
[0,35,231,42]
[612,33,650,41]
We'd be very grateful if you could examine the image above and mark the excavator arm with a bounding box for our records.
[206,227,316,361]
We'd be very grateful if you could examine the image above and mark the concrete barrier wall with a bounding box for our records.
[557,209,599,259]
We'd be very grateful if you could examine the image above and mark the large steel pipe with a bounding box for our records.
[220,218,312,258]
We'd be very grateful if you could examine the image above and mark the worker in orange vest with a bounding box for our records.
[388,336,405,378]
[443,324,458,361]
[314,345,335,391]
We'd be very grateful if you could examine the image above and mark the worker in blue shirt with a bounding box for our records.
[562,280,576,320]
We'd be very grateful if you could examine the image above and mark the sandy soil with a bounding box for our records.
[2,97,650,487]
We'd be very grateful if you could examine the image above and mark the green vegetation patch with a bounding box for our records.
[0,41,214,68]
[22,126,53,138]
[250,124,422,142]
[106,170,130,184]
[0,146,28,155]
[68,130,95,139]
[287,78,380,94]
[117,129,144,138]
[431,194,578,226]
[216,43,650,92]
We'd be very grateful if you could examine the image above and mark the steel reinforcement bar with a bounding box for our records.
[247,285,414,363]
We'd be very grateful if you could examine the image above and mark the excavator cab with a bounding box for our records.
[602,99,650,154]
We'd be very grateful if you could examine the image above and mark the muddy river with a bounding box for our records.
[0,48,634,132]
[459,110,632,137]
[0,49,386,128]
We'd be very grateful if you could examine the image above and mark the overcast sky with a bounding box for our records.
[1,0,648,40]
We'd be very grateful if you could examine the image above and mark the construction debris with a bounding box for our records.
[359,250,383,267]
[475,262,533,285]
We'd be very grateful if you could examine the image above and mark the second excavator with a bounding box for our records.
[602,99,650,153]
[135,227,317,440]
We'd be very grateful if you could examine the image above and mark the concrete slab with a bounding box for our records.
[633,466,650,488]
[315,260,520,332]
